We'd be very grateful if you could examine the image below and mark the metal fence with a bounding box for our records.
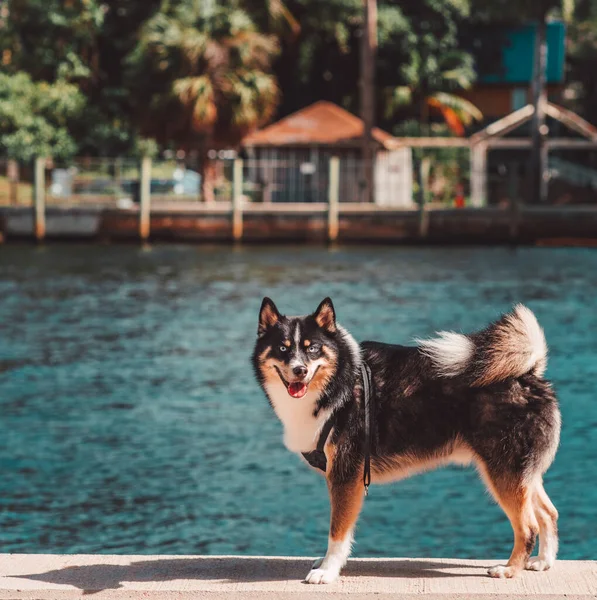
[3,146,597,209]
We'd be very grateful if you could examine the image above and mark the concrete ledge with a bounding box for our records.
[0,555,595,600]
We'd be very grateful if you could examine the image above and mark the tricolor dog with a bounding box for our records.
[252,298,560,584]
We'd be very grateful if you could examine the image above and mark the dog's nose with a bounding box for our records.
[293,365,308,378]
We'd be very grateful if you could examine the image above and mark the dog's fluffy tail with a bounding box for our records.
[417,305,547,386]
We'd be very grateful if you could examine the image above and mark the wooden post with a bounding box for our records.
[139,156,151,241]
[470,142,487,207]
[418,156,430,238]
[7,160,19,205]
[360,0,377,203]
[328,156,340,243]
[540,142,549,203]
[232,158,243,242]
[33,157,46,242]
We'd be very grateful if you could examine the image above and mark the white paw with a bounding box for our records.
[526,557,553,571]
[311,557,324,569]
[304,567,339,584]
[488,565,517,579]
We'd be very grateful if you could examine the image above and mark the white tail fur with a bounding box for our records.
[418,305,548,385]
[416,332,474,377]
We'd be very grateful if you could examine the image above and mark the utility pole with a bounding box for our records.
[360,0,377,204]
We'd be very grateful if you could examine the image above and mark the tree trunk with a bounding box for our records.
[198,153,216,203]
[420,97,429,135]
[360,0,377,203]
[529,16,548,204]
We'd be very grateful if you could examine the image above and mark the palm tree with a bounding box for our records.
[386,50,483,136]
[128,2,280,201]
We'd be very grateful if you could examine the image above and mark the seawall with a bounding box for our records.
[3,204,597,245]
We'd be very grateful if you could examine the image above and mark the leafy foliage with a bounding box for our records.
[0,0,595,162]
[566,0,597,124]
[0,72,85,161]
[0,0,106,83]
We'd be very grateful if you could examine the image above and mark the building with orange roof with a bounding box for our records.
[241,101,413,206]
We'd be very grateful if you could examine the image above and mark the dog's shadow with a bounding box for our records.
[15,556,486,593]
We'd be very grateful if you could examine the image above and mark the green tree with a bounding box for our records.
[565,0,597,125]
[385,51,482,136]
[380,0,482,135]
[127,0,280,201]
[0,0,106,84]
[272,0,480,134]
[271,0,362,117]
[0,72,85,162]
[0,0,163,157]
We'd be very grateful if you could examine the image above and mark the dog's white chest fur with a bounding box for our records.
[264,380,328,453]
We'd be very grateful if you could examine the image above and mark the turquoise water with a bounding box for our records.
[0,244,595,559]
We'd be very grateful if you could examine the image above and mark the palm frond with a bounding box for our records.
[226,70,279,129]
[430,92,483,122]
[173,75,217,131]
[428,99,465,136]
[267,0,300,37]
[225,31,279,70]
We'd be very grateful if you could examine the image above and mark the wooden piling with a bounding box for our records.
[139,156,151,242]
[328,156,340,242]
[470,142,487,208]
[232,158,243,242]
[7,160,19,206]
[33,157,46,242]
[417,156,430,238]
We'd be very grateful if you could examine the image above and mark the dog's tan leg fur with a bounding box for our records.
[481,469,539,579]
[305,469,365,584]
[527,480,559,571]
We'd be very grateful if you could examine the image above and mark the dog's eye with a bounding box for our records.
[279,345,287,352]
[308,345,319,353]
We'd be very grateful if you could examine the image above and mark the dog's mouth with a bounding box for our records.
[274,366,319,399]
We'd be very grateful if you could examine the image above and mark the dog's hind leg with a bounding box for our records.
[304,473,365,584]
[479,467,539,579]
[526,479,559,571]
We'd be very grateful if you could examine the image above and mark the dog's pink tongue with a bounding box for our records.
[288,382,308,398]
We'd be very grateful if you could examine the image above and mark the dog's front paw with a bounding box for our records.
[304,566,339,584]
[525,557,553,572]
[488,565,518,579]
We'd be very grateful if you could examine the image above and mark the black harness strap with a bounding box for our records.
[301,417,335,473]
[302,362,374,496]
[361,362,373,495]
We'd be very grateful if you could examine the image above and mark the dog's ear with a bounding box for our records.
[313,297,336,332]
[258,297,281,337]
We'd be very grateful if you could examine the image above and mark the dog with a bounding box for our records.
[252,297,560,584]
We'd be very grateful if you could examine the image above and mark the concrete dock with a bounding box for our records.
[0,555,595,599]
